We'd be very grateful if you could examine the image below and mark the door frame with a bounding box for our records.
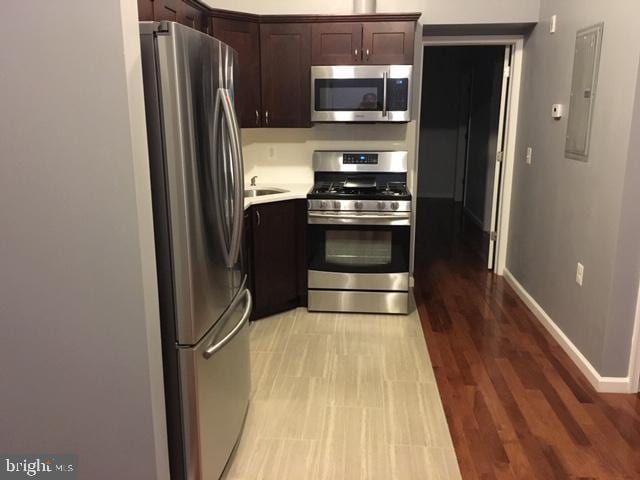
[629,283,640,392]
[410,35,524,276]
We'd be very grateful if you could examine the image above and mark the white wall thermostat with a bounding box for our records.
[551,104,563,119]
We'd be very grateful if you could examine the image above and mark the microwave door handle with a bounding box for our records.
[382,71,388,117]
[220,87,244,267]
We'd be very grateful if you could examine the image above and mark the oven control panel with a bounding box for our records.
[308,199,411,212]
[343,153,379,165]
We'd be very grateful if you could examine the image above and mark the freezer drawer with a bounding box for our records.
[308,289,408,314]
[178,288,252,480]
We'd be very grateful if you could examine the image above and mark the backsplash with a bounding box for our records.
[241,122,417,185]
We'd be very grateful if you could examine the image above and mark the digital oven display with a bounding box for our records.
[343,153,379,165]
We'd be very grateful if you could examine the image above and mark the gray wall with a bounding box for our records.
[507,0,640,376]
[602,61,640,375]
[0,1,169,477]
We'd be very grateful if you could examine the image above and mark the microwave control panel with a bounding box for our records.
[386,78,409,111]
[343,153,379,165]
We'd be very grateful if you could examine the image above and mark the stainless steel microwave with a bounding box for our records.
[311,65,412,123]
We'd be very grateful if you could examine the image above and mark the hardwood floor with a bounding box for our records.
[414,199,640,480]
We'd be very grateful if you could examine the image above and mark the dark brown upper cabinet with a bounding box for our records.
[311,23,363,65]
[138,0,208,33]
[179,2,207,33]
[137,0,154,21]
[137,6,419,127]
[153,0,180,22]
[260,23,311,128]
[362,21,415,64]
[312,21,415,65]
[212,17,262,128]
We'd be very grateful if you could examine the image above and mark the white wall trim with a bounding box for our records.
[412,35,524,276]
[629,282,640,393]
[504,268,635,394]
[120,0,170,477]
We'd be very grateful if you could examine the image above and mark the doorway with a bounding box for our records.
[415,44,512,270]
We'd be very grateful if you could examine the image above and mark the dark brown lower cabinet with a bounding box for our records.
[245,200,306,320]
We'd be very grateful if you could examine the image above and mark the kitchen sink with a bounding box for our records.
[244,187,288,198]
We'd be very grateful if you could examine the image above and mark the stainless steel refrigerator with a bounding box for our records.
[140,21,251,480]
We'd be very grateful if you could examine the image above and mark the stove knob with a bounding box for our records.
[332,200,341,210]
[319,200,327,209]
[391,201,400,211]
[377,201,386,210]
[354,201,363,210]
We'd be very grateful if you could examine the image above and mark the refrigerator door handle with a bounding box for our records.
[211,87,234,269]
[203,288,252,359]
[219,87,244,268]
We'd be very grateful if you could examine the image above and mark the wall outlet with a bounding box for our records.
[551,104,563,119]
[576,262,584,286]
[550,14,557,34]
[525,147,533,164]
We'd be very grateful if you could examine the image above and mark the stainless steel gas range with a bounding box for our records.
[307,150,411,314]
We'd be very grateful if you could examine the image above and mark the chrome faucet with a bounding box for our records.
[250,175,258,187]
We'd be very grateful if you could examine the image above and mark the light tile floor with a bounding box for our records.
[223,298,461,480]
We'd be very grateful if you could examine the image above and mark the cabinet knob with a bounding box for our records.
[265,110,269,126]
[256,210,261,226]
[354,48,359,60]
[365,48,370,60]
[255,109,260,126]
[354,201,363,210]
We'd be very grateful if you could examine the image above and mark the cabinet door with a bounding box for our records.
[137,0,154,21]
[154,0,179,21]
[311,23,362,65]
[212,18,262,128]
[362,21,415,65]
[294,200,308,306]
[251,202,299,318]
[260,23,311,128]
[179,2,205,31]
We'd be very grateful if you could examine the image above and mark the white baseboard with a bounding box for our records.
[503,269,634,394]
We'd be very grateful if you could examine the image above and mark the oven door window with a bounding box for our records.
[314,79,384,111]
[308,224,409,274]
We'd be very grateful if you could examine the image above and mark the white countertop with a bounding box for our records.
[243,182,312,209]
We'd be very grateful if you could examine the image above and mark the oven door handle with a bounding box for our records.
[308,212,410,226]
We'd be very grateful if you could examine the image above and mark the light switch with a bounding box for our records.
[576,262,584,286]
[550,15,557,34]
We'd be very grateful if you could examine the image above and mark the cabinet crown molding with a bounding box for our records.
[209,8,421,24]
